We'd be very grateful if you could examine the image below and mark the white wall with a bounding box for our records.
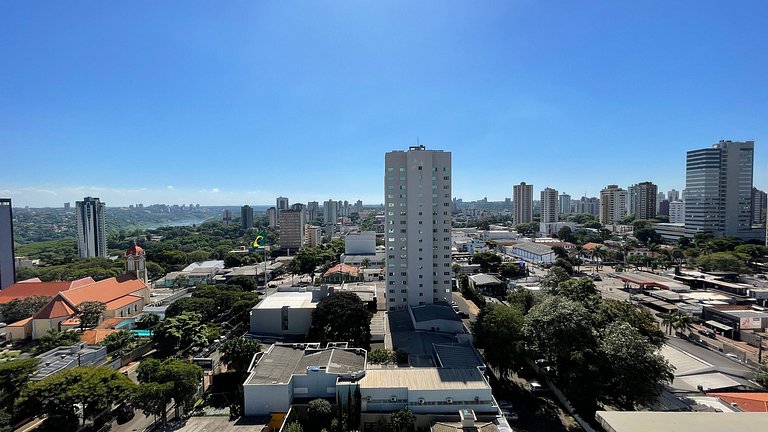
[243,383,292,416]
[345,232,377,255]
[249,306,313,336]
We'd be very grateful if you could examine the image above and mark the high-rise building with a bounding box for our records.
[513,182,533,224]
[628,181,658,220]
[752,187,767,226]
[540,188,559,223]
[304,225,322,247]
[267,207,278,228]
[573,196,600,215]
[279,209,304,252]
[385,146,452,308]
[64,202,71,211]
[76,197,107,258]
[354,200,363,214]
[656,192,666,212]
[0,199,15,289]
[276,197,289,212]
[599,185,627,225]
[558,193,571,215]
[685,140,758,240]
[240,205,254,229]
[307,201,320,221]
[323,199,337,225]
[222,209,232,226]
[668,189,680,202]
[669,201,685,224]
[659,199,670,216]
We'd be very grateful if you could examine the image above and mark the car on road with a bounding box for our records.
[725,353,740,361]
[500,409,519,421]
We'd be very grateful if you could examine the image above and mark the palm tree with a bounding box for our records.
[621,242,634,267]
[138,312,160,331]
[647,243,662,259]
[662,313,674,336]
[592,245,607,271]
[670,311,695,336]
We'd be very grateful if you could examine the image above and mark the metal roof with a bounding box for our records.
[468,274,502,286]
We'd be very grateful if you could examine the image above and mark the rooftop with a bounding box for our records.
[596,411,768,432]
[358,368,489,391]
[708,393,768,412]
[468,274,502,286]
[511,242,554,255]
[411,303,462,323]
[0,277,94,304]
[253,291,317,310]
[245,344,366,385]
[182,260,225,272]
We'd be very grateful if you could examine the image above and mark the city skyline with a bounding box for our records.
[1,2,767,207]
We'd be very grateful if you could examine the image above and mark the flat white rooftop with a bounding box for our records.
[597,411,768,432]
[254,292,316,310]
[359,368,489,391]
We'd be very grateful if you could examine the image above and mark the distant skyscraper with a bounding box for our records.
[558,193,571,215]
[240,205,254,229]
[599,185,627,225]
[304,225,322,247]
[656,192,665,212]
[0,199,15,289]
[276,197,289,212]
[540,188,559,224]
[267,207,278,228]
[685,140,758,240]
[385,145,452,307]
[76,197,107,258]
[513,182,533,224]
[323,199,337,225]
[659,199,670,216]
[667,189,680,202]
[222,209,232,226]
[669,201,685,224]
[279,209,304,252]
[64,202,71,211]
[307,201,319,221]
[628,181,658,220]
[574,196,600,215]
[752,187,767,226]
[354,200,363,214]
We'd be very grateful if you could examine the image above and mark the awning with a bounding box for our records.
[705,320,733,331]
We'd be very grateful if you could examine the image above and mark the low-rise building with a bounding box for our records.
[467,274,504,297]
[504,242,555,265]
[32,342,107,381]
[345,231,376,255]
[322,263,362,284]
[249,289,328,338]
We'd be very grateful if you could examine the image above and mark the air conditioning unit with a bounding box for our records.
[418,398,425,405]
[390,396,398,402]
[446,397,453,404]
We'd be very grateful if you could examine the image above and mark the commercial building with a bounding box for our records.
[249,289,329,337]
[345,231,376,255]
[505,242,555,265]
[628,181,657,219]
[0,198,14,289]
[385,146,452,308]
[599,185,627,225]
[558,193,571,215]
[240,205,254,229]
[512,182,533,224]
[32,343,107,381]
[669,200,685,224]
[540,187,558,224]
[76,197,107,258]
[279,209,304,251]
[685,140,760,240]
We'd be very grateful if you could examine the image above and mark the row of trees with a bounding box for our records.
[473,267,673,418]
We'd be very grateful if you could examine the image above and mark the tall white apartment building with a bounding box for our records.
[267,207,278,228]
[307,201,319,221]
[0,198,15,289]
[628,181,658,220]
[385,146,452,308]
[668,189,680,202]
[669,201,685,224]
[685,140,759,240]
[323,199,337,225]
[513,182,533,224]
[599,185,627,225]
[76,197,107,258]
[304,225,322,248]
[540,188,558,223]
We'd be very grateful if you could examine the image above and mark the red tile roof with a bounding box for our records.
[33,298,77,319]
[709,393,768,412]
[105,295,143,310]
[81,329,119,345]
[60,274,148,306]
[0,277,94,304]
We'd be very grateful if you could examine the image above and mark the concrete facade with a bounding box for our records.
[76,197,107,258]
[600,185,627,225]
[512,182,533,224]
[345,231,376,255]
[540,187,558,224]
[0,199,14,289]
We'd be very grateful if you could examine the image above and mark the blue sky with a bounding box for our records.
[1,1,766,207]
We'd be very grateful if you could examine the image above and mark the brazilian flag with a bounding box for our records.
[252,232,268,249]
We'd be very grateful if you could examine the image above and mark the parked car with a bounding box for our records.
[500,409,519,421]
[529,381,544,393]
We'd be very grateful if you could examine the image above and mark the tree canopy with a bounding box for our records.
[152,312,208,356]
[0,296,50,323]
[308,292,371,350]
[472,304,525,377]
[220,337,262,372]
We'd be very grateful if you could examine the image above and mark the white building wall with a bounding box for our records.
[249,306,314,337]
[243,383,292,416]
[345,232,376,255]
[670,201,685,224]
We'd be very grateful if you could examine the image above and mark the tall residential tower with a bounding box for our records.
[540,188,559,223]
[76,197,107,258]
[0,199,15,289]
[513,182,533,224]
[385,146,452,308]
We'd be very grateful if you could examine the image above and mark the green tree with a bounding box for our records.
[506,286,537,314]
[557,226,575,243]
[76,301,106,330]
[187,249,210,264]
[0,409,10,432]
[696,252,751,274]
[595,300,665,348]
[308,292,371,349]
[550,277,599,308]
[35,330,81,354]
[367,348,396,365]
[523,296,594,371]
[132,382,173,425]
[500,262,526,278]
[552,257,573,274]
[670,311,695,336]
[0,296,51,323]
[541,266,571,290]
[470,252,502,273]
[756,358,768,389]
[220,337,262,372]
[228,276,257,291]
[152,312,208,356]
[390,407,415,432]
[137,312,161,330]
[283,422,303,432]
[0,358,38,404]
[16,366,135,428]
[598,322,674,409]
[137,358,162,383]
[103,330,137,356]
[307,398,333,432]
[155,359,204,415]
[164,297,218,321]
[472,304,525,377]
